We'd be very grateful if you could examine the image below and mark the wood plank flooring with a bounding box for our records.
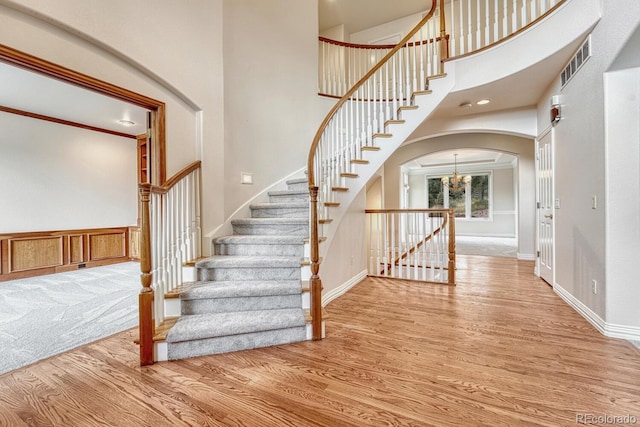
[1,255,638,426]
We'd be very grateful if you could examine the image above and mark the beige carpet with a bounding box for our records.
[455,235,518,258]
[0,262,140,375]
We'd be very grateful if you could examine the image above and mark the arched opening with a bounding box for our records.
[400,148,519,257]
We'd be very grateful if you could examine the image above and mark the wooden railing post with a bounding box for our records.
[309,186,323,340]
[439,0,448,74]
[447,209,456,285]
[138,183,155,366]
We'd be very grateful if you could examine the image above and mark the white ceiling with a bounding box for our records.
[0,61,148,136]
[319,0,430,34]
[403,149,517,173]
[1,1,577,158]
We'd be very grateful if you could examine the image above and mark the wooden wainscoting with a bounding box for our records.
[0,227,136,282]
[129,226,141,261]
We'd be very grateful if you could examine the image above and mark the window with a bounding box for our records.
[426,173,491,219]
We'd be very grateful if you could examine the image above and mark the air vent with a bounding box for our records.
[561,35,591,88]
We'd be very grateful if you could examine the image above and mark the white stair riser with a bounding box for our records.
[165,299,181,317]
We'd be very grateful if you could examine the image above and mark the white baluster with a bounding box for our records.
[503,0,508,40]
[476,0,481,50]
[419,27,425,89]
[391,55,398,120]
[458,0,464,55]
[450,0,456,56]
[494,0,499,42]
[467,0,473,53]
[483,0,489,48]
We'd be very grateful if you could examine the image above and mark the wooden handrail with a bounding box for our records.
[307,0,439,186]
[138,161,202,365]
[307,1,441,340]
[148,160,202,194]
[319,34,449,50]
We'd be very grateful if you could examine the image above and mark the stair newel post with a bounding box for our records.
[447,208,456,285]
[309,185,323,340]
[139,183,155,365]
[439,0,448,75]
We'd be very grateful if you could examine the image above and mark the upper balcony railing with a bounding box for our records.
[318,0,565,97]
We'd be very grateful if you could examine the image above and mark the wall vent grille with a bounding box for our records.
[561,35,591,88]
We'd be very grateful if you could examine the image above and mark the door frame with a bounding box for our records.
[535,126,555,284]
[0,43,166,185]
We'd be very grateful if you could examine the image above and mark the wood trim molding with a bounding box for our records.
[0,43,166,185]
[0,227,135,282]
[0,105,137,139]
[148,160,201,194]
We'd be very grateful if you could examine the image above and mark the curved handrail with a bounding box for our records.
[307,0,441,340]
[149,160,202,194]
[307,0,439,185]
[319,35,448,51]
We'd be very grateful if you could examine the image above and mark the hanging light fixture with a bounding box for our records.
[441,153,471,193]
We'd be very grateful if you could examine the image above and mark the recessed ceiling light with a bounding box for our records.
[459,102,472,109]
[476,99,490,105]
[118,119,135,126]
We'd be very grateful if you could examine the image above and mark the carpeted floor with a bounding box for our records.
[0,262,140,375]
[455,235,518,258]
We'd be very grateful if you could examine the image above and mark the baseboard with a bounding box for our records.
[553,282,640,341]
[553,283,606,334]
[322,269,367,307]
[604,322,640,341]
[517,253,535,261]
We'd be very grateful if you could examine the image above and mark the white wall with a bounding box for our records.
[349,12,423,44]
[221,0,330,222]
[321,187,367,297]
[0,112,137,232]
[536,0,640,334]
[0,0,225,239]
[384,133,535,258]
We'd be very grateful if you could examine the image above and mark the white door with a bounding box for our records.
[537,131,554,284]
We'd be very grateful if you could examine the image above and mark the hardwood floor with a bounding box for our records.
[1,255,638,426]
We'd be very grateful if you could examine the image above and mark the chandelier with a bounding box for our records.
[441,153,471,193]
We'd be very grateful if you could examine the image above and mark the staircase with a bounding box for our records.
[164,178,313,360]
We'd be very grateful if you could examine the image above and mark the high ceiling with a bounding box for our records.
[0,61,148,136]
[319,0,430,34]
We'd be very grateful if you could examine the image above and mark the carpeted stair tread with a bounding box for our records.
[213,235,305,245]
[195,255,301,269]
[166,308,306,343]
[180,280,302,300]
